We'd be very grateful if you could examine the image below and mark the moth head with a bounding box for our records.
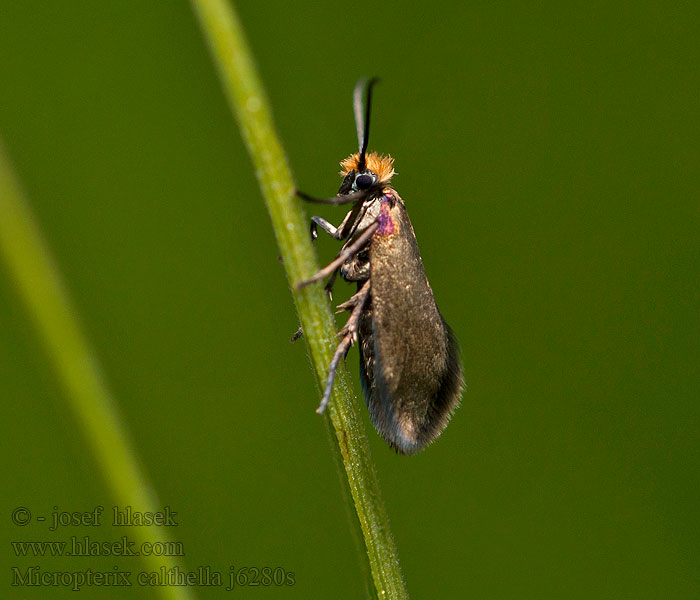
[339,152,396,194]
[337,78,396,196]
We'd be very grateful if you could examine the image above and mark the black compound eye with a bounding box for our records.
[354,173,375,190]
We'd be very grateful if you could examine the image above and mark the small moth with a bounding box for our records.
[296,78,464,454]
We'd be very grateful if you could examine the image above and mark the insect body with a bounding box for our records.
[297,79,464,454]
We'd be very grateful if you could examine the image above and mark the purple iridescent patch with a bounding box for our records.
[375,195,397,236]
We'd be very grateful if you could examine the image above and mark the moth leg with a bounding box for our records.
[295,220,378,290]
[324,269,339,299]
[306,218,343,296]
[316,279,371,414]
[311,216,343,240]
[296,189,366,205]
[310,199,364,242]
[290,271,366,344]
[306,216,345,293]
[334,281,370,313]
[341,202,370,244]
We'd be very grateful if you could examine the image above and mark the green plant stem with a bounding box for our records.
[189,1,407,597]
[0,141,194,600]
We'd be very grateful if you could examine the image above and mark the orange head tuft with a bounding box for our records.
[340,152,395,184]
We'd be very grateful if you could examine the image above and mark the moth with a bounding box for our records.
[296,78,464,454]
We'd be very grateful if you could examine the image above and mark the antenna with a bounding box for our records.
[353,77,380,172]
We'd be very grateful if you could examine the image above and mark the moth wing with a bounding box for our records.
[361,199,463,454]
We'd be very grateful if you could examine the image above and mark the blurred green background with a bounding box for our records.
[2,1,698,598]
